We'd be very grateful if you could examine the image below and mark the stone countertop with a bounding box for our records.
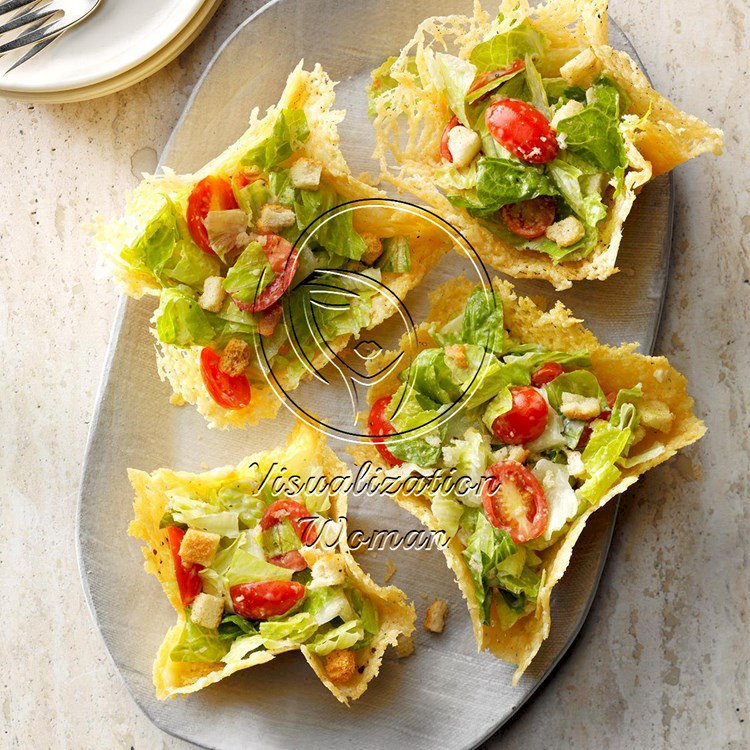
[1,1,747,748]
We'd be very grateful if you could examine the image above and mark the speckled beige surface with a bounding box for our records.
[0,1,747,748]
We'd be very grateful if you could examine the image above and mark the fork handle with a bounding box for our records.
[0,0,39,16]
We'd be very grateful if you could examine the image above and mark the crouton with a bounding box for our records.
[567,450,586,478]
[309,554,346,589]
[179,529,221,567]
[289,157,323,190]
[444,344,468,369]
[219,338,252,376]
[493,444,529,464]
[395,635,415,658]
[560,392,602,421]
[446,125,481,168]
[360,232,383,265]
[190,592,225,629]
[545,216,585,248]
[639,399,674,433]
[324,649,357,683]
[257,204,296,233]
[424,599,448,633]
[198,276,226,313]
[550,99,584,128]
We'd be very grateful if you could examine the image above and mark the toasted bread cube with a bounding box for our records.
[191,592,224,629]
[219,338,252,377]
[290,157,323,189]
[257,204,296,233]
[639,399,674,433]
[444,344,468,369]
[545,216,585,248]
[395,635,415,658]
[325,649,357,684]
[199,276,226,313]
[360,232,383,265]
[550,99,584,128]
[560,392,602,421]
[179,529,221,567]
[309,554,347,589]
[446,125,481,169]
[424,599,448,633]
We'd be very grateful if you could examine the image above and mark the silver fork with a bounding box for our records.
[0,0,101,70]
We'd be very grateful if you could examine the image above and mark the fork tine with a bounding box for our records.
[0,3,54,35]
[0,0,39,16]
[0,13,59,53]
[4,26,55,71]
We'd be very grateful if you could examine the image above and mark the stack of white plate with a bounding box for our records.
[0,0,222,102]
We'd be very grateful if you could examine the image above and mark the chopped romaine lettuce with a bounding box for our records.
[259,612,318,649]
[377,236,411,272]
[532,458,578,539]
[469,23,546,73]
[154,287,217,348]
[307,619,364,656]
[424,50,476,127]
[555,77,627,173]
[475,157,557,210]
[170,619,229,663]
[241,108,310,171]
[223,241,274,306]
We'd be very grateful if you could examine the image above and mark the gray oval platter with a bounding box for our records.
[77,1,672,748]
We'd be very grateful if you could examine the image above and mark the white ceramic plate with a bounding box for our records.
[78,2,672,748]
[0,0,209,94]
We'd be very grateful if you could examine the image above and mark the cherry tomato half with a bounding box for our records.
[260,499,317,546]
[200,347,251,410]
[482,461,549,543]
[491,386,548,445]
[467,59,526,98]
[501,196,557,239]
[231,168,261,192]
[530,361,565,388]
[439,115,460,162]
[230,581,306,620]
[186,176,239,255]
[267,550,309,571]
[368,395,403,467]
[231,234,299,314]
[166,526,203,607]
[485,98,559,164]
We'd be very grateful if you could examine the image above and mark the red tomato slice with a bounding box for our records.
[267,550,309,571]
[501,196,557,239]
[485,98,559,163]
[186,176,239,255]
[368,395,403,467]
[257,303,283,338]
[467,59,526,98]
[439,115,460,162]
[200,347,251,410]
[230,581,306,620]
[166,526,203,607]
[482,461,549,543]
[231,234,299,314]
[530,361,565,388]
[491,386,548,445]
[260,499,317,545]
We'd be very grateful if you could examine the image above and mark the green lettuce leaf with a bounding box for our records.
[241,108,310,170]
[475,157,557,210]
[306,620,364,656]
[377,236,411,272]
[259,612,318,649]
[462,512,517,624]
[545,370,607,412]
[425,50,477,127]
[303,586,357,625]
[154,287,217,348]
[170,619,229,663]
[556,77,627,173]
[469,23,546,73]
[577,419,632,504]
[223,241,274,305]
[294,184,367,260]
